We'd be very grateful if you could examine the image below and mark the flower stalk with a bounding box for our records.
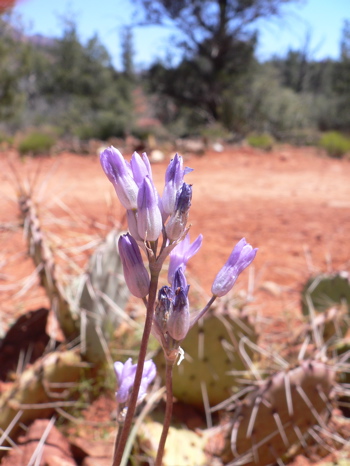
[99,147,258,466]
[155,362,174,466]
[112,271,160,466]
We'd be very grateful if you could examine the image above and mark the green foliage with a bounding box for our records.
[319,131,350,158]
[2,3,350,141]
[247,133,274,151]
[142,0,300,125]
[0,17,135,138]
[0,14,32,124]
[18,131,56,156]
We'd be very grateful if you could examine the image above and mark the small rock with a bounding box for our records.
[212,142,224,152]
[149,149,165,163]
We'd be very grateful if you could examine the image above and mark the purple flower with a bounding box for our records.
[137,176,162,241]
[165,183,192,241]
[162,154,193,216]
[211,238,257,297]
[167,267,190,341]
[100,147,138,210]
[168,233,203,284]
[114,358,157,404]
[130,151,152,187]
[118,233,150,298]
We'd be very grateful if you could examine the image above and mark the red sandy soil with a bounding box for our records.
[0,145,350,464]
[1,145,350,326]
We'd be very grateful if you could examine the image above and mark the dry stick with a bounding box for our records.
[112,272,159,466]
[155,362,174,466]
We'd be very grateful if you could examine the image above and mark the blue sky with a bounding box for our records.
[13,0,350,70]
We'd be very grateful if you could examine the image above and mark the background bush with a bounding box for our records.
[18,131,56,156]
[319,131,350,158]
[247,133,275,151]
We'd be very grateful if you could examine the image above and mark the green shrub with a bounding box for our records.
[319,131,350,158]
[199,123,231,141]
[247,133,275,151]
[18,132,56,156]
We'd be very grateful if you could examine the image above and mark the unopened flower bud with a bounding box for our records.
[118,233,150,298]
[154,286,173,334]
[172,266,189,293]
[100,147,138,210]
[165,183,192,241]
[130,151,152,186]
[167,287,190,341]
[137,176,162,241]
[126,209,142,241]
[211,238,257,297]
[162,154,193,216]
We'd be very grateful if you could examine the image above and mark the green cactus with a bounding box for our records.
[18,195,78,340]
[0,351,83,457]
[296,305,349,346]
[137,421,208,466]
[18,194,130,364]
[301,272,350,315]
[229,360,335,466]
[67,230,130,364]
[155,303,258,409]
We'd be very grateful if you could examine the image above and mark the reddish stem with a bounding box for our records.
[112,272,159,465]
[155,361,174,466]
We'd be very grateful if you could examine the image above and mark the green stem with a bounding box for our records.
[112,272,159,466]
[155,362,174,466]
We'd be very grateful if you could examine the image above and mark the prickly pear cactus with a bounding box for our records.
[301,272,350,315]
[137,421,208,466]
[67,230,130,363]
[18,195,78,340]
[18,192,130,364]
[0,351,83,457]
[297,305,349,346]
[229,360,335,466]
[156,304,258,409]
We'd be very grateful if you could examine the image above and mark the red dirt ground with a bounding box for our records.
[1,145,350,464]
[1,145,350,326]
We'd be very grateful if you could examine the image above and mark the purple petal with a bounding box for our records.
[130,151,152,186]
[100,147,138,209]
[168,234,203,284]
[137,176,162,241]
[118,233,150,298]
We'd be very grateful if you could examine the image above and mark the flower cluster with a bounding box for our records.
[101,146,258,464]
[101,147,196,297]
[100,146,257,370]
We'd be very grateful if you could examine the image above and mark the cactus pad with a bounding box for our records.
[156,305,258,409]
[230,360,335,465]
[301,272,350,315]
